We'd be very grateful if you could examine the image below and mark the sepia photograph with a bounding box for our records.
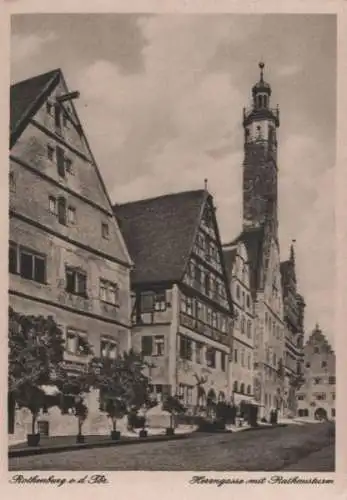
[8,13,336,472]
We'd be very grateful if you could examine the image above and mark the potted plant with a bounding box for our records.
[105,398,127,440]
[163,395,186,436]
[74,396,88,443]
[16,385,47,447]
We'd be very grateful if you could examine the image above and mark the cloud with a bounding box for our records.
[11,32,57,66]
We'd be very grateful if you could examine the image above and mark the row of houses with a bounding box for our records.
[8,65,335,440]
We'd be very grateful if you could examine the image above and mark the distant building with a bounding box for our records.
[9,69,132,440]
[280,244,306,417]
[296,325,335,421]
[115,190,234,412]
[223,241,255,408]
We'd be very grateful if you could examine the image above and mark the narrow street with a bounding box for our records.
[9,422,334,472]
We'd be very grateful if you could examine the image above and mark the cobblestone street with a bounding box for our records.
[9,422,335,472]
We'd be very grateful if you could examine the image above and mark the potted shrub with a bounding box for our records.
[74,396,88,443]
[105,398,127,440]
[163,395,186,436]
[16,385,48,447]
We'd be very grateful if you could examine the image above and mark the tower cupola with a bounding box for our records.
[252,62,272,109]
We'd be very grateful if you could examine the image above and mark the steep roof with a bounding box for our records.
[225,226,265,297]
[114,190,207,286]
[10,69,61,146]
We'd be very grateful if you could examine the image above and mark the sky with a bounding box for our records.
[10,14,336,345]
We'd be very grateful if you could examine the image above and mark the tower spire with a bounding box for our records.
[259,61,265,82]
[290,239,296,262]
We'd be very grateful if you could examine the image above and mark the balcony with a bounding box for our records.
[179,312,229,346]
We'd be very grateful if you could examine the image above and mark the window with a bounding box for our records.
[9,171,16,192]
[11,244,46,283]
[332,408,335,418]
[66,329,89,356]
[247,353,251,369]
[321,361,327,368]
[246,295,250,308]
[206,347,216,368]
[247,320,252,338]
[141,292,155,313]
[206,308,212,325]
[314,347,319,354]
[153,335,165,356]
[66,266,87,297]
[54,104,62,131]
[240,383,245,394]
[298,409,309,417]
[247,385,251,395]
[9,242,18,275]
[306,362,310,368]
[154,292,166,312]
[234,349,238,363]
[57,196,67,225]
[100,279,119,305]
[314,377,321,385]
[332,393,335,400]
[46,102,53,115]
[212,311,217,328]
[315,393,326,401]
[273,353,277,367]
[49,196,57,215]
[65,157,73,174]
[221,352,226,372]
[180,335,192,361]
[195,342,203,364]
[241,316,245,334]
[242,291,245,307]
[241,349,245,367]
[236,284,240,299]
[67,206,76,225]
[181,295,193,316]
[329,376,336,385]
[56,146,65,177]
[47,145,54,161]
[100,339,118,359]
[297,394,304,401]
[102,223,109,239]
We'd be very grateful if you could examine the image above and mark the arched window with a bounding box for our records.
[247,385,251,395]
[241,316,245,334]
[233,381,238,393]
[240,383,245,394]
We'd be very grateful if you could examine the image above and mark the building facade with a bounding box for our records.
[115,190,234,416]
[296,325,335,421]
[9,69,132,440]
[223,241,255,408]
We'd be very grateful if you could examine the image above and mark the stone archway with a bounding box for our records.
[314,407,328,421]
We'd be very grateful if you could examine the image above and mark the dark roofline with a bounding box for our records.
[113,188,207,210]
[10,68,61,147]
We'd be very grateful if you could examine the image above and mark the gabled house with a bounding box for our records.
[9,69,132,439]
[297,325,335,421]
[115,189,234,411]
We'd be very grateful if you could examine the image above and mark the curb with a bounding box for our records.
[8,433,190,458]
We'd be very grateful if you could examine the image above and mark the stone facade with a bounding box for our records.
[296,326,335,421]
[9,70,132,441]
[223,241,255,407]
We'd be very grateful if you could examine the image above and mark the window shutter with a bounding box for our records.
[141,336,153,356]
[56,146,65,177]
[57,197,67,225]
